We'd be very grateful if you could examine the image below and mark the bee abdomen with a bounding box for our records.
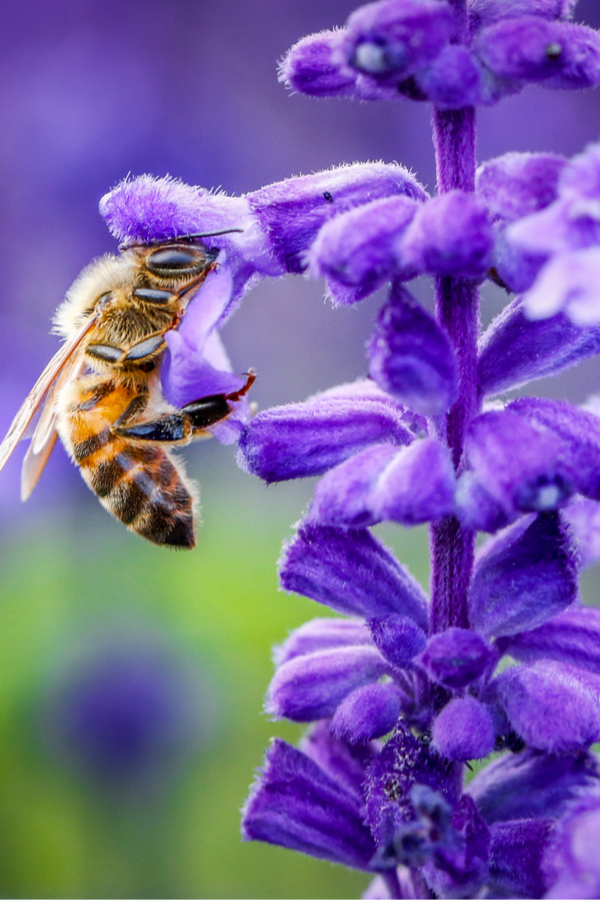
[77,435,196,549]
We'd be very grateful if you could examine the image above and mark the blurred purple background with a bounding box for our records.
[1,0,600,515]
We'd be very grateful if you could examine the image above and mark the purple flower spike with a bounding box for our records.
[279,524,429,628]
[469,512,578,638]
[242,738,377,870]
[273,618,372,667]
[418,628,493,690]
[431,697,496,761]
[332,682,402,742]
[247,163,427,275]
[468,747,600,824]
[309,439,455,529]
[544,797,600,899]
[339,0,455,85]
[369,614,427,668]
[476,152,566,224]
[398,191,493,279]
[478,297,600,397]
[488,819,553,900]
[494,661,600,752]
[267,645,390,722]
[308,196,421,305]
[474,18,600,89]
[368,284,458,417]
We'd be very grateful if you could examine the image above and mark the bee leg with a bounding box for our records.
[112,396,232,442]
[111,371,256,443]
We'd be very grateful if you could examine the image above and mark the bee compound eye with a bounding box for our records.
[146,245,215,275]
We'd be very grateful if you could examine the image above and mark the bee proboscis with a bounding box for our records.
[0,233,255,549]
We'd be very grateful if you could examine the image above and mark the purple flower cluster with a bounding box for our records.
[97,1,600,895]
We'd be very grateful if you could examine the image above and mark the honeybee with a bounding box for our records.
[0,233,255,549]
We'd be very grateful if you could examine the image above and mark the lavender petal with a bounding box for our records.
[279,523,429,627]
[267,645,390,722]
[524,247,600,324]
[368,283,458,417]
[468,746,600,824]
[273,618,373,667]
[498,606,600,674]
[564,496,600,567]
[488,818,553,900]
[414,45,485,110]
[242,738,377,870]
[469,512,578,638]
[339,0,455,85]
[431,697,496,761]
[476,152,566,224]
[418,628,493,689]
[493,661,600,752]
[237,393,414,484]
[398,191,493,278]
[544,797,600,899]
[309,439,455,529]
[332,682,402,742]
[300,721,378,801]
[369,614,427,669]
[478,296,600,397]
[247,163,427,275]
[307,196,421,305]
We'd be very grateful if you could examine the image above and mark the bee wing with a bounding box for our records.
[0,313,98,475]
[20,354,88,501]
[20,428,58,501]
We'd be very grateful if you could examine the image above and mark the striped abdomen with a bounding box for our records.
[58,378,198,548]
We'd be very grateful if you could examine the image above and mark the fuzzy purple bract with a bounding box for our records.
[98,0,600,896]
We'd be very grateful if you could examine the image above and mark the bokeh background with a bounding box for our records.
[1,1,600,896]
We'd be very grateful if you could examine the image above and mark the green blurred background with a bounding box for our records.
[0,444,432,899]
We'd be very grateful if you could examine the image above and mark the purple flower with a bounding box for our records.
[232,0,600,896]
[279,0,600,108]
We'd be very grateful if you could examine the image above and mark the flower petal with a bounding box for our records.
[478,296,600,396]
[242,738,377,870]
[493,661,600,752]
[247,163,427,274]
[418,628,493,689]
[463,409,573,520]
[398,191,493,278]
[475,17,600,89]
[266,645,390,722]
[476,152,566,224]
[369,614,427,668]
[498,606,600,674]
[309,439,455,529]
[488,818,553,900]
[544,797,600,899]
[469,512,578,638]
[279,30,358,97]
[468,746,600,824]
[509,397,600,499]
[368,284,458,417]
[279,523,429,627]
[273,618,373,667]
[332,682,402,742]
[564,496,600,567]
[300,721,377,801]
[339,0,455,84]
[431,697,496,761]
[415,45,486,110]
[307,196,420,304]
[524,247,600,324]
[237,393,414,484]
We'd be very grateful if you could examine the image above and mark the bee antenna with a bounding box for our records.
[180,227,245,240]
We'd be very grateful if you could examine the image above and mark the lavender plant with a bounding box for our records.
[97,2,600,895]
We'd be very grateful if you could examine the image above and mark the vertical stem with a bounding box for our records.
[429,107,479,633]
